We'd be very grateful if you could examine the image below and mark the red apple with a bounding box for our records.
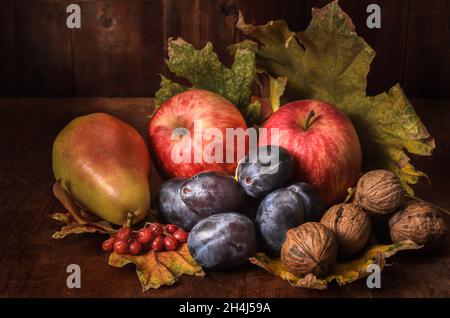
[149,90,248,178]
[259,100,361,205]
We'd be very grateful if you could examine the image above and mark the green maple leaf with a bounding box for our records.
[154,76,187,114]
[231,1,435,195]
[153,37,262,125]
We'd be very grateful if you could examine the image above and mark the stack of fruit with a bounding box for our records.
[157,146,326,270]
[52,89,447,281]
[147,92,365,271]
[149,92,445,277]
[49,1,447,289]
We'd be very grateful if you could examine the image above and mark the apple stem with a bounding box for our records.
[304,110,316,130]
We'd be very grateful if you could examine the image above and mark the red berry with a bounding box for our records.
[149,223,164,236]
[165,224,179,234]
[129,240,142,255]
[164,236,179,251]
[116,226,132,241]
[173,229,188,243]
[137,228,153,244]
[113,239,129,254]
[151,235,164,251]
[101,236,116,251]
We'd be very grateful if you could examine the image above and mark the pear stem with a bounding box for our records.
[126,212,134,228]
[304,110,316,130]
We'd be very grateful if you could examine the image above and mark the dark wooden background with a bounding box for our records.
[0,0,449,98]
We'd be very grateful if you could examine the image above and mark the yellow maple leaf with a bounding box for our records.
[250,240,421,290]
[109,244,205,291]
[48,182,116,238]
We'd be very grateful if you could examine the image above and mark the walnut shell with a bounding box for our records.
[354,170,404,215]
[389,201,447,250]
[281,222,338,277]
[320,203,371,256]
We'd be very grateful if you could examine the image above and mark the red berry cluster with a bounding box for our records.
[102,223,189,255]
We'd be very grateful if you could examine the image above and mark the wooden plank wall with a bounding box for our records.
[0,0,448,98]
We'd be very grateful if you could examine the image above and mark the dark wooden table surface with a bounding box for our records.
[0,98,449,298]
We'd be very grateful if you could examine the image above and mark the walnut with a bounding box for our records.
[389,201,448,250]
[354,170,404,215]
[281,222,338,277]
[320,203,371,256]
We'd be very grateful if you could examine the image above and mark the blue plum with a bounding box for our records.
[187,212,257,271]
[180,171,248,217]
[255,189,304,256]
[286,182,325,221]
[158,178,203,231]
[237,145,294,199]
